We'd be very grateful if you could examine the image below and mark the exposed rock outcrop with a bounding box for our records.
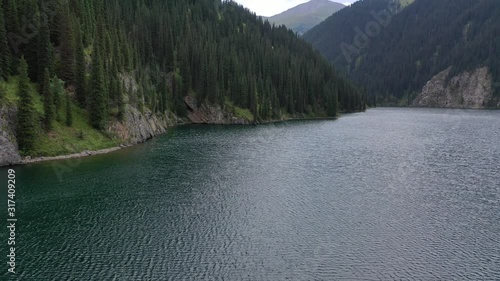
[413,66,498,109]
[0,106,22,166]
[108,105,171,145]
[184,96,250,125]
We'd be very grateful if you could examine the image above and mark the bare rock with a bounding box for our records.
[108,105,169,145]
[413,66,497,109]
[0,106,21,167]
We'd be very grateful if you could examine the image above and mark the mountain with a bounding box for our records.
[304,0,500,107]
[0,0,364,162]
[266,0,345,35]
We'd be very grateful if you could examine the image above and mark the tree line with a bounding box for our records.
[1,0,364,154]
[304,0,500,106]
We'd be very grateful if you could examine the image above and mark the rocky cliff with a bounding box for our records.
[108,105,172,145]
[413,67,499,109]
[0,106,22,166]
[0,95,253,166]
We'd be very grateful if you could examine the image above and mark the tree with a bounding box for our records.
[57,0,75,84]
[75,24,87,107]
[42,68,54,131]
[0,4,11,79]
[37,18,52,84]
[16,57,38,154]
[51,76,65,122]
[65,92,72,126]
[88,42,107,129]
[117,80,126,121]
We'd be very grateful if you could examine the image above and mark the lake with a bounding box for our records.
[1,108,500,280]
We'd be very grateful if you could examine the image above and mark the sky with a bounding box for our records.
[232,0,359,17]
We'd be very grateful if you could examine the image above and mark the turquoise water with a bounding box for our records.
[1,108,500,280]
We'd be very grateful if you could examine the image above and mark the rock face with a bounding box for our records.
[184,96,250,125]
[0,106,22,166]
[108,105,171,145]
[413,66,498,109]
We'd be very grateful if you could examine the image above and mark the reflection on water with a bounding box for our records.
[1,108,499,280]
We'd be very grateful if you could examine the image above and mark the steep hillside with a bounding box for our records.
[0,0,364,163]
[304,0,500,107]
[303,0,412,73]
[266,0,345,35]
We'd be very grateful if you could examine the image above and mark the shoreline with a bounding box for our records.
[20,146,128,166]
[8,114,352,167]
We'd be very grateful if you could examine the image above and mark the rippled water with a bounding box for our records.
[1,108,500,280]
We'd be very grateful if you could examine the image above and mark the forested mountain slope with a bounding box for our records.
[266,0,345,35]
[304,0,500,107]
[0,0,363,161]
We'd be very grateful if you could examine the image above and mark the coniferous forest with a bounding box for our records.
[304,0,500,105]
[0,0,364,155]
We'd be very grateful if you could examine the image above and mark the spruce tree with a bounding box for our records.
[3,0,19,36]
[0,4,11,79]
[16,57,38,154]
[75,23,87,107]
[89,42,107,130]
[117,80,125,122]
[57,0,75,84]
[42,68,54,131]
[37,19,52,84]
[65,92,72,126]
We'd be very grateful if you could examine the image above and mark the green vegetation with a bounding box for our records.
[0,75,117,157]
[33,106,117,157]
[224,99,254,121]
[304,0,500,105]
[16,57,38,155]
[1,0,365,157]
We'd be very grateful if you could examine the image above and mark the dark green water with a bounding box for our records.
[1,108,500,280]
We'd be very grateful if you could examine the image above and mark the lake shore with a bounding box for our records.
[10,114,350,167]
[20,146,127,165]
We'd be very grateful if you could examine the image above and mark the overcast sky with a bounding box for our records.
[232,0,358,17]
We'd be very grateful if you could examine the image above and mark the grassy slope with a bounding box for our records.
[0,77,117,157]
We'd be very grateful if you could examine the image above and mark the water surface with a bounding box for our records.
[1,108,500,280]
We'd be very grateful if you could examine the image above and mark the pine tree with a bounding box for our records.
[88,42,107,129]
[51,76,65,122]
[75,23,87,107]
[37,18,52,84]
[16,57,38,154]
[42,68,54,131]
[3,0,19,35]
[117,80,125,121]
[0,4,11,79]
[24,3,41,82]
[57,0,75,84]
[65,92,72,126]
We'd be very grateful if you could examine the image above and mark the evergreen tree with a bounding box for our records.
[57,0,75,84]
[117,81,126,121]
[0,4,11,79]
[88,41,107,129]
[65,92,72,126]
[42,68,54,131]
[75,24,87,107]
[16,57,38,154]
[37,18,52,84]
[51,76,65,122]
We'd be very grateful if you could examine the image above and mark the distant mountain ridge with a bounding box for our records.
[265,0,345,35]
[304,0,500,108]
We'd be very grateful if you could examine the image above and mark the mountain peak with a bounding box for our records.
[266,0,345,35]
